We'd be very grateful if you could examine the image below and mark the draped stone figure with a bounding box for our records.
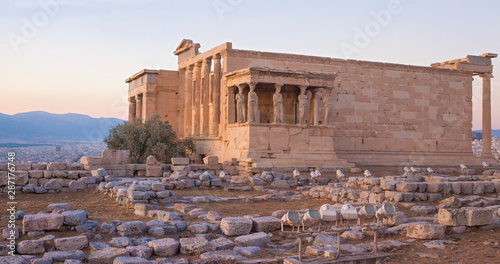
[298,93,308,125]
[305,91,312,125]
[273,85,284,123]
[323,95,334,125]
[248,84,258,123]
[236,87,246,123]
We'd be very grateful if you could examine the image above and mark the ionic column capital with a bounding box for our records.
[203,57,212,65]
[480,72,493,79]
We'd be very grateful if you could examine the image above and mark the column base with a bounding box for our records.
[481,153,494,158]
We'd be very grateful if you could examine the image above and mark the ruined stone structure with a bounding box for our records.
[127,39,496,167]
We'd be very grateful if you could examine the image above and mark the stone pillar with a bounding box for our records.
[210,54,222,136]
[481,72,493,156]
[192,62,202,136]
[298,85,308,125]
[136,94,143,121]
[273,84,284,124]
[201,57,211,136]
[128,97,136,122]
[236,84,247,123]
[178,67,186,138]
[247,82,258,123]
[313,97,319,126]
[184,65,194,136]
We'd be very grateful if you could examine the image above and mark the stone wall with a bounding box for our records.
[0,150,240,193]
[225,49,474,165]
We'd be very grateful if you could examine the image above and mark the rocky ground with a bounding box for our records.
[0,164,499,264]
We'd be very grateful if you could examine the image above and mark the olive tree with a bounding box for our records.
[104,115,195,164]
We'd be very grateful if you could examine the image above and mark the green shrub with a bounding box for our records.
[104,114,195,164]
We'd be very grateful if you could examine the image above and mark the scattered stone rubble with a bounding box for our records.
[1,152,500,263]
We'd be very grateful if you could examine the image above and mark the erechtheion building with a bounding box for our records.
[126,39,496,168]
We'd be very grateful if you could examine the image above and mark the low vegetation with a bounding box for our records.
[104,115,195,164]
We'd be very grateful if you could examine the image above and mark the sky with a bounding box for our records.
[1,0,499,130]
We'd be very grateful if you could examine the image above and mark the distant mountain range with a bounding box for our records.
[473,129,500,139]
[0,111,124,142]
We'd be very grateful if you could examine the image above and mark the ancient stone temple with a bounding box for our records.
[126,39,496,168]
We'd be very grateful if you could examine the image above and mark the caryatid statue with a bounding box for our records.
[236,84,246,123]
[247,83,258,123]
[297,85,308,125]
[273,84,284,123]
[323,93,334,125]
[305,90,312,125]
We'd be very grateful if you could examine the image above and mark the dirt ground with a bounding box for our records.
[174,188,329,217]
[0,189,150,230]
[385,229,500,264]
[1,177,499,263]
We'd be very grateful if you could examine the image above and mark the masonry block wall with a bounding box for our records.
[226,49,473,164]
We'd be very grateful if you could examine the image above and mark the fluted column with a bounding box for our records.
[184,65,194,136]
[178,67,186,137]
[192,61,202,136]
[481,72,493,156]
[135,94,143,122]
[201,57,211,136]
[128,97,136,122]
[210,54,222,136]
[313,93,319,126]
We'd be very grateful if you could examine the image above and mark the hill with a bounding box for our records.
[472,129,500,139]
[0,111,124,142]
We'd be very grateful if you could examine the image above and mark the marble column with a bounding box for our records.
[273,84,284,124]
[192,61,202,136]
[135,94,143,121]
[178,67,186,138]
[313,94,319,126]
[128,97,136,122]
[247,82,258,123]
[201,57,211,136]
[184,65,193,136]
[481,72,493,156]
[210,54,222,136]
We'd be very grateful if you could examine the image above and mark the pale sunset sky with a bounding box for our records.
[1,0,499,130]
